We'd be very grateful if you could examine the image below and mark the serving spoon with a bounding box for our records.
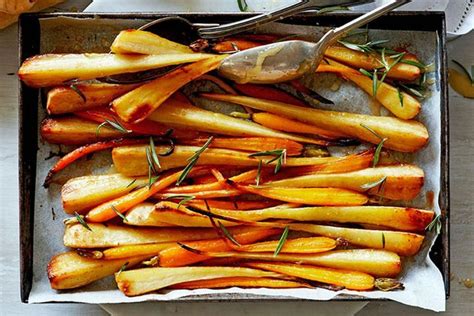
[218,0,411,84]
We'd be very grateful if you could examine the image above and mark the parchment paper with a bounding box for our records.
[28,17,445,311]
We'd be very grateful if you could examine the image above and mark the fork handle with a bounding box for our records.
[198,1,314,38]
[317,0,411,50]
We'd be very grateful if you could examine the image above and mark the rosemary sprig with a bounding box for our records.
[218,221,241,246]
[425,214,442,234]
[96,119,131,137]
[360,176,387,190]
[165,194,196,209]
[111,205,128,222]
[148,171,160,189]
[176,136,214,186]
[117,262,129,276]
[273,226,289,257]
[149,137,161,169]
[237,0,248,12]
[249,149,287,174]
[373,138,387,167]
[338,39,389,53]
[373,49,405,96]
[126,179,136,188]
[360,123,384,140]
[372,68,379,96]
[256,160,262,186]
[317,6,349,15]
[452,59,474,84]
[74,211,92,231]
[70,84,86,102]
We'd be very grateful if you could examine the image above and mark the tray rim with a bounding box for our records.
[18,11,450,304]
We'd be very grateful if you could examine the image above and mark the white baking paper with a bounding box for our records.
[27,17,445,311]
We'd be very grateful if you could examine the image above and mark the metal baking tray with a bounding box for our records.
[18,11,450,303]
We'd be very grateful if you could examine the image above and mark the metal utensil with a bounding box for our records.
[218,0,410,84]
[198,0,373,39]
[98,1,372,84]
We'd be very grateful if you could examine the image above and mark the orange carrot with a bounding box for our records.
[170,277,308,289]
[188,200,280,210]
[180,137,303,156]
[159,228,281,267]
[251,112,346,139]
[234,83,308,107]
[86,168,206,222]
[75,108,201,139]
[44,138,146,187]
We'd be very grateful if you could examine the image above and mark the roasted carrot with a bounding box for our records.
[86,168,207,222]
[188,199,280,210]
[234,83,308,107]
[75,107,201,139]
[180,137,303,156]
[103,242,176,260]
[44,138,146,187]
[245,262,375,291]
[158,228,281,267]
[170,277,308,289]
[212,39,263,53]
[251,112,346,139]
[232,184,368,206]
[239,237,337,253]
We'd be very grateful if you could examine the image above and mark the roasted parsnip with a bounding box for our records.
[18,52,215,87]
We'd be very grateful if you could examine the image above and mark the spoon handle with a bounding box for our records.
[317,0,411,50]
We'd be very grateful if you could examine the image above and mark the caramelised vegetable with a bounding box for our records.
[116,266,282,296]
[112,55,227,123]
[268,165,425,201]
[46,83,139,115]
[18,52,215,87]
[61,174,147,214]
[171,277,308,289]
[48,251,147,290]
[40,117,125,145]
[317,58,421,120]
[246,262,375,291]
[63,222,230,248]
[111,29,194,55]
[324,45,421,81]
[201,93,429,152]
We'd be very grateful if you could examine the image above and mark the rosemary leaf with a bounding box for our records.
[237,0,248,12]
[382,232,386,248]
[397,88,404,108]
[111,205,128,222]
[256,160,262,186]
[176,136,214,186]
[74,211,92,231]
[70,84,87,102]
[273,226,289,257]
[399,83,425,99]
[218,221,241,246]
[359,68,373,78]
[372,68,378,96]
[149,137,161,169]
[373,138,388,167]
[126,179,137,188]
[425,214,442,234]
[360,123,384,140]
[360,176,387,190]
[401,59,426,70]
[96,119,130,137]
[146,147,157,175]
[117,262,129,276]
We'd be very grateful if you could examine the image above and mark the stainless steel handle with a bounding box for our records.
[318,0,411,50]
